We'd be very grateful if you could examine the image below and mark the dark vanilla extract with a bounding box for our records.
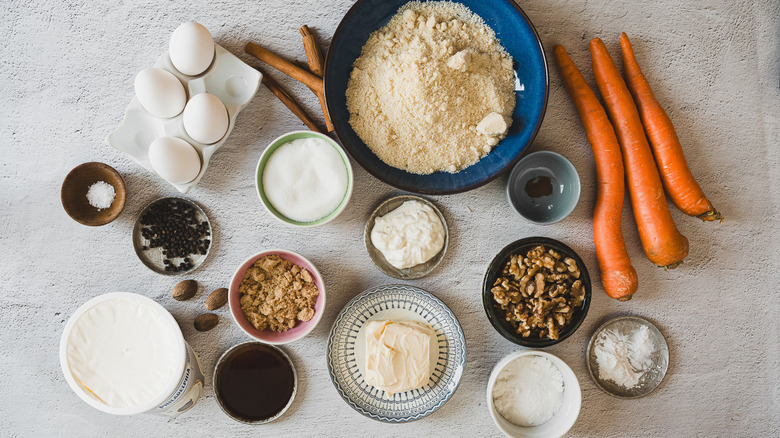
[524,175,554,198]
[215,343,295,422]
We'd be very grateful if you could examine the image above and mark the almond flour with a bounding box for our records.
[346,1,515,174]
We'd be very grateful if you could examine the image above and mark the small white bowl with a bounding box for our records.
[487,350,581,438]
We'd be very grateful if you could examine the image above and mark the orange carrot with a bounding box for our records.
[619,33,722,222]
[589,37,689,269]
[554,45,638,300]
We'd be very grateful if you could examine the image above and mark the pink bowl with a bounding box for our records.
[229,249,326,344]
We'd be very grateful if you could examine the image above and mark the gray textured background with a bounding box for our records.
[1,0,778,436]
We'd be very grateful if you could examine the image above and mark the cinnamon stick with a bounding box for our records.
[246,40,333,133]
[299,25,325,77]
[245,42,323,93]
[299,26,333,132]
[259,69,323,133]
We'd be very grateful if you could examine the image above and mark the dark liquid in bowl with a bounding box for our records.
[215,343,295,422]
[524,175,553,198]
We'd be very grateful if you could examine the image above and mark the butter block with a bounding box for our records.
[364,320,433,397]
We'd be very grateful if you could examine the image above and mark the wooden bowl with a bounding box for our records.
[61,162,127,226]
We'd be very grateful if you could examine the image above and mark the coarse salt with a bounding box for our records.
[86,181,116,210]
[594,324,656,389]
[492,355,564,427]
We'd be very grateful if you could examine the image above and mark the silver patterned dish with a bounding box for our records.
[132,197,213,276]
[586,316,670,398]
[326,284,465,423]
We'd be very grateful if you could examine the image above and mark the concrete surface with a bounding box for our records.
[1,0,778,436]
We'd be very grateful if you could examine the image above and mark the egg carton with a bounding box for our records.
[107,44,261,193]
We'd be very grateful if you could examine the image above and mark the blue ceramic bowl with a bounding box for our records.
[324,0,549,195]
[506,151,581,224]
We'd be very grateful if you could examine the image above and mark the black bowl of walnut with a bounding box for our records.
[482,237,591,347]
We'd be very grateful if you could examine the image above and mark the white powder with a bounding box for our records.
[262,137,348,223]
[86,181,116,210]
[346,1,515,174]
[594,324,656,389]
[492,355,564,427]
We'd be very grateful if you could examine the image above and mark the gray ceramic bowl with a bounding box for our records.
[506,151,581,225]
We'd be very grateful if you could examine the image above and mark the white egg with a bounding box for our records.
[134,68,186,118]
[182,93,229,144]
[148,137,202,184]
[169,22,215,76]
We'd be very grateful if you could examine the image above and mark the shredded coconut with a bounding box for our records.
[86,181,116,210]
[492,355,564,427]
[346,1,515,174]
[594,324,656,389]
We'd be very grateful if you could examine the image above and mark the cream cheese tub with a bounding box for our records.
[59,292,204,415]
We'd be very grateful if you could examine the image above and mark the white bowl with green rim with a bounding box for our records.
[256,131,353,227]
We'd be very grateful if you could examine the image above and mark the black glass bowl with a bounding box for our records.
[482,237,591,347]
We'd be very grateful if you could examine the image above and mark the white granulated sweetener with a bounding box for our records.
[594,324,656,389]
[492,355,564,427]
[262,137,348,223]
[86,181,116,210]
[346,1,515,174]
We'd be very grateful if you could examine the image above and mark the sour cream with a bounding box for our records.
[64,296,182,409]
[370,200,445,269]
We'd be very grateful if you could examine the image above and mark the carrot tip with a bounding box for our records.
[697,210,724,223]
[663,261,683,270]
[617,295,632,302]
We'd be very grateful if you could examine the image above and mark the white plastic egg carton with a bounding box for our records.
[107,44,261,193]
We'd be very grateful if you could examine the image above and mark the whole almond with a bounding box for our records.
[206,288,228,310]
[172,280,198,301]
[194,313,219,332]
